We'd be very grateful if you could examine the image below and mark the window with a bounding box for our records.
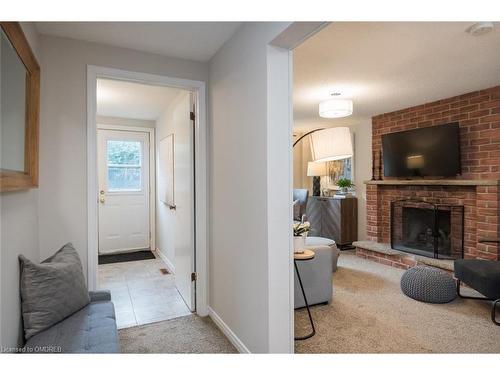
[107,140,142,191]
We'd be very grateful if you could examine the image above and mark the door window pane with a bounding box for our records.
[107,140,141,165]
[107,140,141,191]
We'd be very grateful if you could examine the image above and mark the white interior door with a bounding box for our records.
[98,129,150,255]
[172,92,195,311]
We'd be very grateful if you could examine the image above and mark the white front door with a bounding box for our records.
[97,129,150,254]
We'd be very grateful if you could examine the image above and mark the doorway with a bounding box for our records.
[86,66,209,327]
[97,129,151,255]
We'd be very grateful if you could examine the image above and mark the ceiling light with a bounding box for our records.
[319,98,353,118]
[466,22,494,36]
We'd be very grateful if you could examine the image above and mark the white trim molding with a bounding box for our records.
[97,124,156,253]
[208,307,251,354]
[155,247,175,274]
[87,65,209,317]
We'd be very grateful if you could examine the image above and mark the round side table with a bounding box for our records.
[294,249,316,340]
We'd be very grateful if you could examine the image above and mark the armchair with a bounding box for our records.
[293,189,309,222]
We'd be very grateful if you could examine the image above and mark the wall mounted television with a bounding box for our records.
[382,123,461,178]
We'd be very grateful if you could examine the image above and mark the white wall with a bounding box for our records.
[0,22,40,349]
[292,134,303,188]
[155,91,192,273]
[208,22,293,353]
[266,45,295,353]
[37,35,208,277]
[352,121,372,241]
[292,134,313,189]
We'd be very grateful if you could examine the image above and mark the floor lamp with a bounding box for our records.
[293,127,353,162]
[294,127,353,198]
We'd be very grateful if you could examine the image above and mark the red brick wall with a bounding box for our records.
[372,85,500,180]
[476,185,499,259]
[367,86,500,261]
[369,185,477,256]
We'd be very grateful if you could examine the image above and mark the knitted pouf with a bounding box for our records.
[400,266,457,304]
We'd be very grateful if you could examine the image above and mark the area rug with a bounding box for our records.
[295,251,500,353]
[98,250,155,265]
[119,314,237,353]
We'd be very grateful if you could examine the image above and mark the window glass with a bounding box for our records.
[107,140,141,191]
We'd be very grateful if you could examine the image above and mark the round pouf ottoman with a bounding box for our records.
[400,266,457,303]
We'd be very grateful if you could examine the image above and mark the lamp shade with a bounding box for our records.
[406,154,425,169]
[310,127,353,162]
[307,161,327,177]
[319,99,353,118]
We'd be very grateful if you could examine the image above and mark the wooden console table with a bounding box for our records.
[306,196,358,249]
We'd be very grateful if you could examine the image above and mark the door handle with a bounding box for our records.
[99,190,105,203]
[169,204,176,210]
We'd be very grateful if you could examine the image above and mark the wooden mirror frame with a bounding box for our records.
[0,22,40,192]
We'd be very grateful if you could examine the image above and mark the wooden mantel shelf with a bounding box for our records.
[364,179,499,186]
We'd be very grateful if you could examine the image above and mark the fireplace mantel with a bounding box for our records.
[364,179,499,187]
[363,86,500,263]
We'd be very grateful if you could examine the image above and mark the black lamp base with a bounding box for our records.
[312,176,321,196]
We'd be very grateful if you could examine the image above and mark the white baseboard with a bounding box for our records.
[155,248,175,274]
[208,306,250,354]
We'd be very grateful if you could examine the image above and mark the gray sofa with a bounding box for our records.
[294,237,339,309]
[306,236,340,271]
[24,290,120,353]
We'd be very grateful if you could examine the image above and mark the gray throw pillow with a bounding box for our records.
[293,204,301,221]
[19,243,90,339]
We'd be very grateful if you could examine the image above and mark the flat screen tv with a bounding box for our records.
[382,123,461,178]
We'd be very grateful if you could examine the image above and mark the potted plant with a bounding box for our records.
[336,178,355,195]
[293,221,310,253]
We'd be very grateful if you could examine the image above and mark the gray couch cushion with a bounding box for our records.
[293,189,309,221]
[19,243,90,339]
[305,236,335,247]
[24,300,119,353]
[306,236,340,272]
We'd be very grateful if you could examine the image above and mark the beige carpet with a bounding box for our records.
[119,314,237,353]
[295,251,500,353]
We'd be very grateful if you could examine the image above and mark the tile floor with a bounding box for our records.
[98,251,191,329]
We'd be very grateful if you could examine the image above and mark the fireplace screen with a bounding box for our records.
[391,199,464,259]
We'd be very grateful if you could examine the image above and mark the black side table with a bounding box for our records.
[294,249,316,340]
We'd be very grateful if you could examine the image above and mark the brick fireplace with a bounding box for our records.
[360,86,500,266]
[390,199,464,260]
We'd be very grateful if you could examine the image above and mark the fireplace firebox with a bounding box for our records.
[390,199,464,259]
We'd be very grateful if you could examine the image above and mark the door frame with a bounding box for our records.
[96,124,156,253]
[87,65,209,316]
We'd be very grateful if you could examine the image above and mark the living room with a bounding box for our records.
[291,22,500,353]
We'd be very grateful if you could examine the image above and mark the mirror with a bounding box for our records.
[0,22,40,192]
[1,28,27,172]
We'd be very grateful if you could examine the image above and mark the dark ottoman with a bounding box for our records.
[401,266,457,304]
[454,259,500,325]
[454,260,500,300]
